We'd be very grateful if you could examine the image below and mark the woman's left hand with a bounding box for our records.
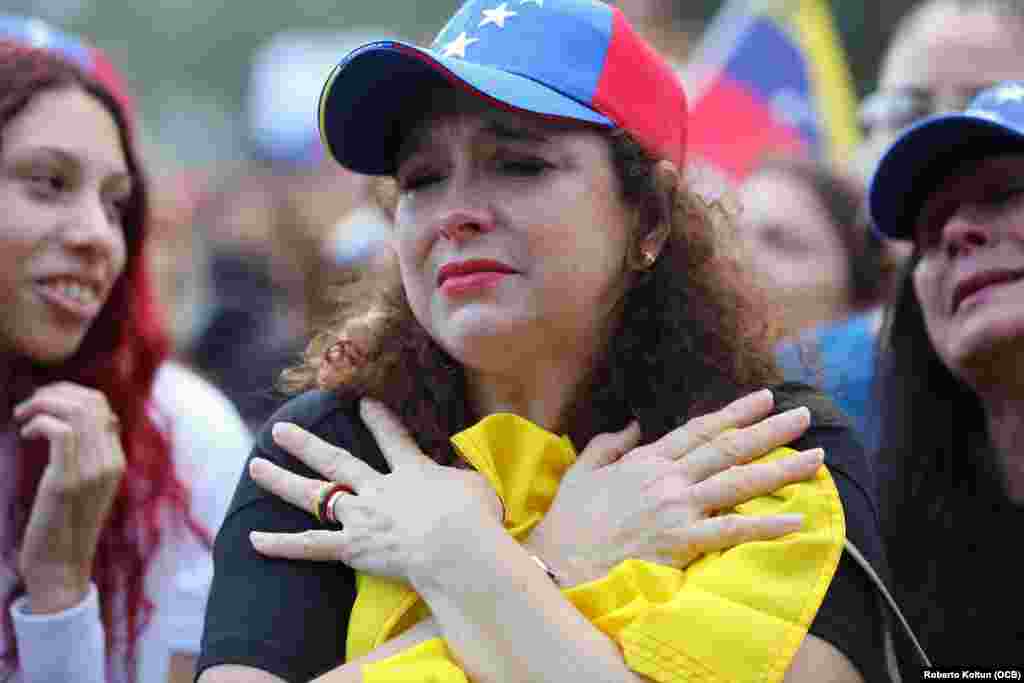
[248,398,503,580]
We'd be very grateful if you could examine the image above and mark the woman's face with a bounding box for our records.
[913,154,1024,386]
[0,87,130,365]
[737,168,851,335]
[392,96,635,372]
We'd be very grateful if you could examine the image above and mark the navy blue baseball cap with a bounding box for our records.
[869,81,1024,240]
[317,0,687,176]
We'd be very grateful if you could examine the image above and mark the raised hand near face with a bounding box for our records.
[13,381,125,613]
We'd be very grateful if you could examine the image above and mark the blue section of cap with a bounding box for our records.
[320,40,613,175]
[431,0,612,109]
[869,85,1024,240]
[723,17,818,150]
[0,15,92,69]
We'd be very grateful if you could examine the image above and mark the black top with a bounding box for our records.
[197,386,891,682]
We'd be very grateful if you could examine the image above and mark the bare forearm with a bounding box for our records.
[409,517,644,683]
[309,618,446,683]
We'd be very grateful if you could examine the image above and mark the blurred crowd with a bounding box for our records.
[138,0,1022,443]
[3,0,1024,679]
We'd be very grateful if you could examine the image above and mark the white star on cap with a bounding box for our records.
[434,2,473,46]
[480,3,518,28]
[994,83,1024,104]
[442,31,479,58]
[520,0,543,6]
[25,18,53,48]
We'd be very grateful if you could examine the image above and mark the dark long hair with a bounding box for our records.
[875,252,1021,658]
[0,42,209,679]
[281,128,786,458]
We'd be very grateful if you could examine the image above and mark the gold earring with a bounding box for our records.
[641,250,656,268]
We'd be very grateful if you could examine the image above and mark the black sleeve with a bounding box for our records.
[793,420,891,682]
[196,390,389,682]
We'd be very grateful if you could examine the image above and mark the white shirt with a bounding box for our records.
[6,362,252,682]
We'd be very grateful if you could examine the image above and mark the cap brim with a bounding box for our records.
[318,41,613,176]
[869,113,1024,240]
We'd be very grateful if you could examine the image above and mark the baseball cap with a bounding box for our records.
[869,80,1024,240]
[0,14,136,122]
[318,0,687,176]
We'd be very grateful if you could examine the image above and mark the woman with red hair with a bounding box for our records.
[0,37,248,683]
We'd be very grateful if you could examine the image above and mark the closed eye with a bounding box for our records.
[398,170,445,192]
[496,157,552,177]
[759,224,810,255]
[981,185,1024,210]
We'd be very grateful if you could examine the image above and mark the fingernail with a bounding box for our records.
[756,388,773,402]
[249,531,268,546]
[784,406,811,422]
[802,448,825,465]
[271,422,298,445]
[780,513,804,529]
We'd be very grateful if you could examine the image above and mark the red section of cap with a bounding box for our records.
[593,9,687,168]
[86,45,136,124]
[686,73,805,180]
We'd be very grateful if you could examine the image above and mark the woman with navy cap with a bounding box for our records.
[198,1,889,681]
[870,81,1024,665]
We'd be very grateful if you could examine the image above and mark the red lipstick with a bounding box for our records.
[437,259,517,296]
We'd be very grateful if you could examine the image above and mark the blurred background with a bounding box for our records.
[2,0,933,432]
[6,0,910,173]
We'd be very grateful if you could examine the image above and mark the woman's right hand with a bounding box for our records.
[525,389,821,587]
[13,382,125,613]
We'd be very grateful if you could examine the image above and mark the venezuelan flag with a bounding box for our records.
[683,0,860,182]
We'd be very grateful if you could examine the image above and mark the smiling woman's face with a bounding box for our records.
[912,154,1024,387]
[0,86,130,365]
[391,94,635,373]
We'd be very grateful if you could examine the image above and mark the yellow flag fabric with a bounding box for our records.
[349,413,845,682]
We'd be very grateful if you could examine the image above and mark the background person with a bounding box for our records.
[198,1,889,681]
[869,80,1024,667]
[780,0,1024,451]
[854,0,1024,183]
[184,30,396,431]
[738,156,895,444]
[738,156,886,339]
[0,26,250,683]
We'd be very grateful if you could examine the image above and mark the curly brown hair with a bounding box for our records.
[280,130,783,461]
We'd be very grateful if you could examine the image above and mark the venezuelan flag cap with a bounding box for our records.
[318,0,687,176]
[870,81,1024,240]
[0,14,136,123]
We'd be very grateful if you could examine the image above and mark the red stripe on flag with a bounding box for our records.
[686,74,806,180]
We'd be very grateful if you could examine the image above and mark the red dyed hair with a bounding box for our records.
[0,41,210,679]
